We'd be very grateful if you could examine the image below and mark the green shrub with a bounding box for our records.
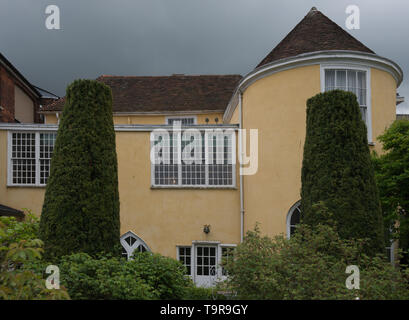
[0,219,70,300]
[372,120,409,263]
[223,222,409,300]
[58,251,192,300]
[40,79,120,258]
[301,90,385,256]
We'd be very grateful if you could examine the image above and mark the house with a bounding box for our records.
[0,52,58,219]
[0,8,404,286]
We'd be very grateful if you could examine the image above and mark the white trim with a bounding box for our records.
[320,64,372,143]
[178,242,237,286]
[286,200,301,239]
[7,131,12,186]
[120,231,151,260]
[150,129,236,189]
[7,131,57,187]
[223,50,403,123]
[176,245,194,277]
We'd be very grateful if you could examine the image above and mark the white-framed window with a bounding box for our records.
[7,131,57,186]
[220,246,235,276]
[177,242,236,287]
[151,129,235,188]
[321,65,372,143]
[120,231,150,260]
[286,201,301,239]
[166,116,197,125]
[177,246,192,275]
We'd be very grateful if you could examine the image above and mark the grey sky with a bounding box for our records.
[1,0,408,112]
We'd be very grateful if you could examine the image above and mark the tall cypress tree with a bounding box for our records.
[39,79,120,258]
[301,90,384,256]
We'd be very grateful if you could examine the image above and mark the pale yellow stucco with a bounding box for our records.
[1,62,400,260]
[370,68,397,154]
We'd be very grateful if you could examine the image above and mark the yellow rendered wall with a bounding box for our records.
[116,131,240,257]
[370,68,397,154]
[241,65,320,238]
[241,64,398,239]
[0,131,46,214]
[0,129,240,259]
[4,65,399,257]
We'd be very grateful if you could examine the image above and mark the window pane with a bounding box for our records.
[11,132,36,185]
[336,70,347,90]
[39,133,56,184]
[325,70,335,91]
[178,247,191,275]
[347,70,357,98]
[152,130,234,187]
[357,72,366,106]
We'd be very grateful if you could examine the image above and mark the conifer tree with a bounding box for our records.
[301,90,384,256]
[39,79,120,258]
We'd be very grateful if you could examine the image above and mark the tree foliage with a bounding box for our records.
[301,90,385,255]
[0,216,70,300]
[39,79,120,258]
[372,120,409,262]
[56,251,192,300]
[223,222,409,300]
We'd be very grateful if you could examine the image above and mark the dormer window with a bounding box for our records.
[166,116,197,125]
[321,66,372,143]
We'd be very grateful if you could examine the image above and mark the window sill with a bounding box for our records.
[151,185,237,190]
[7,184,46,188]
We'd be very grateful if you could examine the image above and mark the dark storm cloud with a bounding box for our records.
[0,0,408,112]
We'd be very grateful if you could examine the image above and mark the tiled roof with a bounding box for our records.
[42,74,242,113]
[256,7,375,68]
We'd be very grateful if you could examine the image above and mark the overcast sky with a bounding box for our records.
[1,0,408,113]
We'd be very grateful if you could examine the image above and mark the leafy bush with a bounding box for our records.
[40,79,120,258]
[301,90,385,256]
[58,251,192,300]
[223,222,409,300]
[0,218,70,300]
[0,213,39,254]
[372,120,409,263]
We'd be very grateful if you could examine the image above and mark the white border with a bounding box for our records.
[320,64,372,143]
[286,200,301,239]
[7,131,56,187]
[177,242,237,285]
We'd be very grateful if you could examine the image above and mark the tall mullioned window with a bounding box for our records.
[324,69,367,124]
[9,131,57,186]
[151,129,235,187]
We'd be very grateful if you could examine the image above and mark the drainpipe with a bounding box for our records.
[238,90,245,243]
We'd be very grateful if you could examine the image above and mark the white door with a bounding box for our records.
[194,245,218,287]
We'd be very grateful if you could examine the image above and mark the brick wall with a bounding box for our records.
[0,65,16,122]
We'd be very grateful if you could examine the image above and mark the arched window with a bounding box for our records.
[286,201,301,239]
[120,231,150,259]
